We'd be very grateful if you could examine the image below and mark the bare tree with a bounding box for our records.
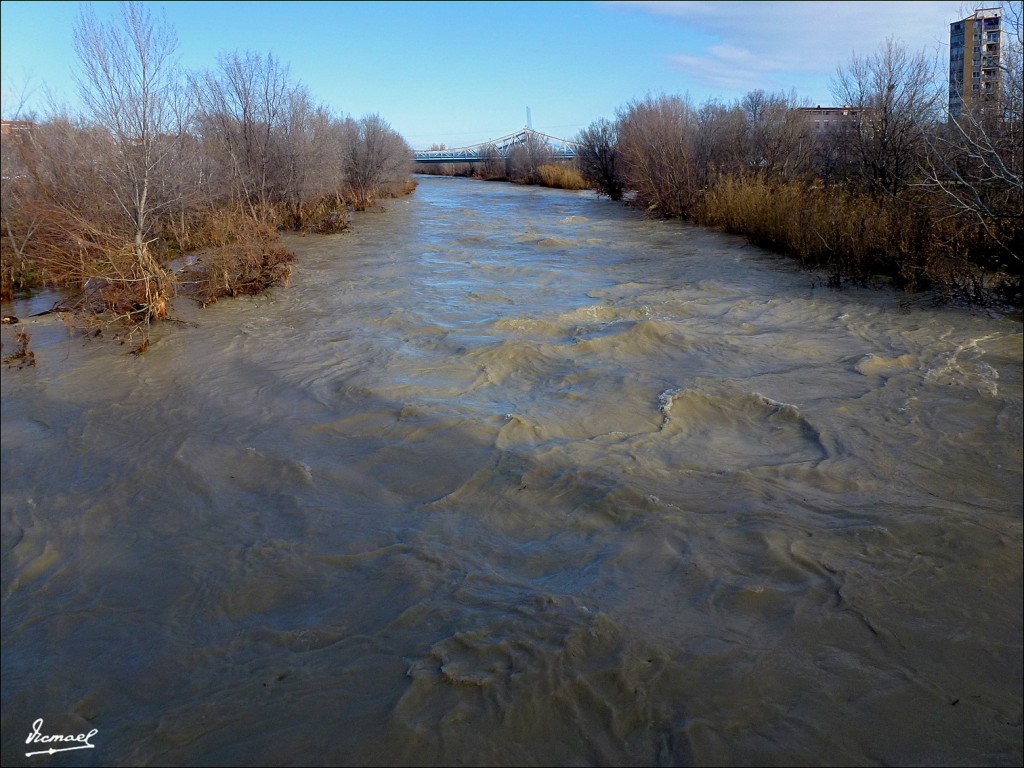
[0,72,40,124]
[739,89,812,180]
[13,115,146,301]
[195,50,295,220]
[342,114,412,210]
[693,98,746,184]
[616,94,700,217]
[276,86,318,227]
[504,132,552,184]
[831,38,940,196]
[478,143,504,179]
[0,80,40,298]
[574,118,623,200]
[810,118,860,187]
[73,0,187,321]
[1,142,41,299]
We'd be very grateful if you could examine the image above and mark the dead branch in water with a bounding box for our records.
[2,328,36,369]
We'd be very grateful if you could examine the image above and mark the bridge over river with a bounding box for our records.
[413,127,579,164]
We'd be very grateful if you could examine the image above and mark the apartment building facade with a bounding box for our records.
[797,106,860,133]
[949,7,1004,117]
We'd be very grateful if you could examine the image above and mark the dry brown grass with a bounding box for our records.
[178,212,294,306]
[694,175,968,292]
[0,253,36,302]
[537,164,590,190]
[378,179,419,199]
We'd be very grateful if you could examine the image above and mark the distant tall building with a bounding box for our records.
[949,7,1004,118]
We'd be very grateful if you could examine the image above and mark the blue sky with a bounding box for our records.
[2,1,970,149]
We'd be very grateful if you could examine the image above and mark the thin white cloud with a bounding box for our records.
[608,0,968,97]
[668,43,797,92]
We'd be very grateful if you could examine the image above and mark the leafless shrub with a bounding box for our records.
[574,119,623,200]
[179,213,293,305]
[831,38,940,197]
[72,1,188,324]
[617,94,700,217]
[478,144,505,180]
[341,114,413,210]
[0,173,41,300]
[502,135,554,185]
[416,162,473,177]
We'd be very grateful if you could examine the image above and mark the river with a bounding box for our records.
[2,175,1021,766]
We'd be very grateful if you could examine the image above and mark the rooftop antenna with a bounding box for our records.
[526,106,532,131]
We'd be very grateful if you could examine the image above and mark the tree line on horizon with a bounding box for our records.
[0,1,413,348]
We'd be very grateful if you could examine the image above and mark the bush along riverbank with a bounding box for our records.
[0,3,415,354]
[571,41,1021,309]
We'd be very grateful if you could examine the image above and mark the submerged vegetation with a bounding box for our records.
[2,327,35,369]
[0,2,413,349]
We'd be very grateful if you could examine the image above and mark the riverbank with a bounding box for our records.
[414,167,1021,311]
[1,181,417,362]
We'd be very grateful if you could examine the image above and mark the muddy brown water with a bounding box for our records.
[2,175,1021,766]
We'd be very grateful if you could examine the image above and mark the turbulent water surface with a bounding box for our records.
[2,176,1022,766]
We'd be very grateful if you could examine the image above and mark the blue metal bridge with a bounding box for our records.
[413,127,579,164]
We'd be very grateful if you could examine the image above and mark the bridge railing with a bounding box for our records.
[414,128,579,164]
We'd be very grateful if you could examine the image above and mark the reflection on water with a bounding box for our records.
[2,175,1021,766]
